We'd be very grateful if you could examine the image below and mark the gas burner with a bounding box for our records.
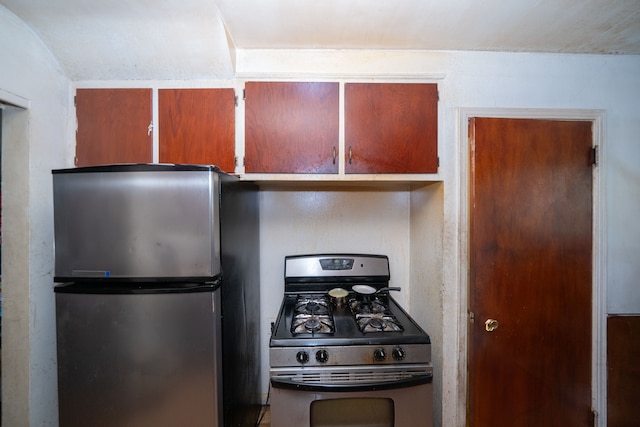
[369,318,386,330]
[291,294,335,334]
[355,313,404,333]
[348,297,405,333]
[291,314,334,334]
[349,298,387,315]
[295,295,331,316]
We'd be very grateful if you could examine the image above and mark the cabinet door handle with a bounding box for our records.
[348,146,353,165]
[332,146,337,165]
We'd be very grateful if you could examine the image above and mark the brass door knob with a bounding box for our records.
[485,319,499,332]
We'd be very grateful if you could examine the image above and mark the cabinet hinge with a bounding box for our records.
[437,156,440,167]
[591,409,598,427]
[437,90,440,102]
[73,95,76,107]
[469,311,475,323]
[234,95,238,107]
[591,146,599,166]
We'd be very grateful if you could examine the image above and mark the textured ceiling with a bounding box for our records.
[2,0,640,80]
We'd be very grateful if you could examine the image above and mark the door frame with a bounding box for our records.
[456,108,607,426]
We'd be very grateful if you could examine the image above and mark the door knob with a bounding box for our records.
[485,319,499,332]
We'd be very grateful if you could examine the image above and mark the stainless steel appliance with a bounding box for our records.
[269,254,433,427]
[52,164,261,427]
[55,282,224,426]
[53,164,222,281]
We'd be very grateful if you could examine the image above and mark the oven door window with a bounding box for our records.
[310,397,394,427]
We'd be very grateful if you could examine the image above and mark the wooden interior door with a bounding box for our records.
[75,88,152,166]
[468,117,593,426]
[158,88,236,173]
[244,81,339,173]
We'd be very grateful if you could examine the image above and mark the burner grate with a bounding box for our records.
[294,297,331,316]
[349,297,404,333]
[291,294,335,335]
[355,313,404,333]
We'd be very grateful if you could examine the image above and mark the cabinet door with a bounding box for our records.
[159,88,236,173]
[245,82,339,174]
[75,88,152,167]
[345,83,438,174]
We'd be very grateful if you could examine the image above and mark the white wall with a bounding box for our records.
[410,182,444,427]
[0,5,73,426]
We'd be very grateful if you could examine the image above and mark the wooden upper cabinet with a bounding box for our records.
[244,82,340,174]
[158,88,236,173]
[345,83,438,174]
[75,88,152,167]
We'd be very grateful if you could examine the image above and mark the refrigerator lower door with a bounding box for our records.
[55,285,222,427]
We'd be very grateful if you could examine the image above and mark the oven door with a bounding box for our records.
[270,365,433,427]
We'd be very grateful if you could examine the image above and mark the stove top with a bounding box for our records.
[270,254,431,369]
[290,293,405,335]
[270,291,429,347]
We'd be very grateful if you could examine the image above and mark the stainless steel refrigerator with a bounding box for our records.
[52,164,260,427]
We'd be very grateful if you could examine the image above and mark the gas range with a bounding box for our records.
[269,254,431,368]
[268,254,434,427]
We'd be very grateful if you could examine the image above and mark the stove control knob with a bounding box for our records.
[392,347,406,361]
[316,349,329,363]
[374,348,387,362]
[296,351,309,364]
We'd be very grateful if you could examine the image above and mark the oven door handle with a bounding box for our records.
[270,373,432,393]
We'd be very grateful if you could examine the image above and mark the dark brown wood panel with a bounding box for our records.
[608,315,640,427]
[75,88,152,166]
[159,88,235,173]
[345,83,438,174]
[244,81,339,174]
[469,118,593,426]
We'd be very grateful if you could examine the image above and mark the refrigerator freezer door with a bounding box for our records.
[52,164,222,281]
[55,286,222,427]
